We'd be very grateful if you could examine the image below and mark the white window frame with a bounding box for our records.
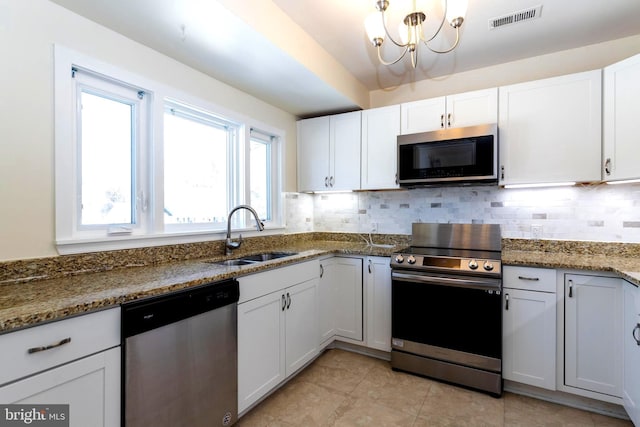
[162,99,242,233]
[54,45,284,254]
[247,127,283,226]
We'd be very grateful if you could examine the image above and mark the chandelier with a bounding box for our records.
[365,0,468,68]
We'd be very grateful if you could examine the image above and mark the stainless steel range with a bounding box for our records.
[390,223,503,396]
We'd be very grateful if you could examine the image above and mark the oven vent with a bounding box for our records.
[489,5,543,30]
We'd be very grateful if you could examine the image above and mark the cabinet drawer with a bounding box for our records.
[503,266,556,292]
[239,259,319,303]
[0,308,120,386]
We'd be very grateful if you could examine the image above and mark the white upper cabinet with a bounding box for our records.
[297,111,361,192]
[400,88,497,134]
[498,70,602,186]
[361,105,400,190]
[603,53,640,182]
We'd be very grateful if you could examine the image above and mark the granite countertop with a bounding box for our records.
[0,239,400,334]
[2,234,640,335]
[502,238,640,287]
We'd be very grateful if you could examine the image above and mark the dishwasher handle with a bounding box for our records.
[122,278,239,339]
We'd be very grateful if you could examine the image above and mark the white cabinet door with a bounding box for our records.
[365,257,392,352]
[603,53,640,182]
[565,274,623,397]
[238,290,286,413]
[0,347,121,427]
[502,288,556,390]
[331,111,361,191]
[361,105,400,190]
[319,257,363,343]
[400,88,498,135]
[332,257,363,341]
[285,278,319,376]
[297,112,361,192]
[499,70,602,186]
[445,88,498,129]
[623,281,640,426]
[297,116,330,192]
[400,96,446,134]
[318,259,336,345]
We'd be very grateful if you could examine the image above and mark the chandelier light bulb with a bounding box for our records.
[365,13,385,46]
[445,0,468,27]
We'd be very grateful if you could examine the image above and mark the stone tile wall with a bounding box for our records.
[285,183,640,242]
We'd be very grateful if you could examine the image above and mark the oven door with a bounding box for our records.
[391,271,502,372]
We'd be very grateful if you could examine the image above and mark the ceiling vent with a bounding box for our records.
[489,5,543,30]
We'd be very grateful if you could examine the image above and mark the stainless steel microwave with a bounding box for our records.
[397,123,498,186]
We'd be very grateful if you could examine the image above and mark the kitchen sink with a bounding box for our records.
[240,252,297,262]
[209,252,297,266]
[214,259,257,266]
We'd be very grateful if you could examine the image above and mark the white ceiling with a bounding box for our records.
[49,0,640,117]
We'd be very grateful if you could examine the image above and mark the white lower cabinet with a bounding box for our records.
[365,257,392,352]
[237,261,319,414]
[0,348,121,426]
[564,274,623,398]
[623,281,640,425]
[502,266,557,390]
[0,308,121,427]
[318,257,363,344]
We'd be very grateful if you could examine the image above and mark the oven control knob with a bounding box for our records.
[407,255,416,265]
[468,259,478,270]
[394,255,405,264]
[483,261,494,271]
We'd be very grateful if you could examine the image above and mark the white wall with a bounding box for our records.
[370,34,640,107]
[0,0,298,261]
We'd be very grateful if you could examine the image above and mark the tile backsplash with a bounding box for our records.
[285,183,640,242]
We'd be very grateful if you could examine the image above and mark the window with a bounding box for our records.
[249,129,277,221]
[163,101,239,229]
[54,46,283,253]
[74,70,148,230]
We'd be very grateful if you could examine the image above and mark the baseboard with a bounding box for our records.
[504,380,630,420]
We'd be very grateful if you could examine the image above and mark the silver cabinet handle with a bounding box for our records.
[286,292,291,310]
[505,293,509,311]
[395,173,399,185]
[605,158,612,176]
[447,113,452,127]
[500,165,505,180]
[324,176,329,187]
[518,276,539,281]
[320,264,324,278]
[568,279,573,298]
[28,337,72,354]
[440,114,444,128]
[368,259,372,274]
[329,176,334,187]
[281,294,286,311]
[633,323,640,346]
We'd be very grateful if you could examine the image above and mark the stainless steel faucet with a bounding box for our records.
[225,205,264,255]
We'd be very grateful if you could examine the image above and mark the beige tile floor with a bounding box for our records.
[237,349,633,427]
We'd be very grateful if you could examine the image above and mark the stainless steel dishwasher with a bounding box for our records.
[122,278,239,427]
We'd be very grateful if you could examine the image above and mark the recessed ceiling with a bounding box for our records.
[49,0,640,117]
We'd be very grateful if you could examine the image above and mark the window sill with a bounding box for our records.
[56,226,286,255]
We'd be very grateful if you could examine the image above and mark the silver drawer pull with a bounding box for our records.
[518,276,539,281]
[28,337,72,354]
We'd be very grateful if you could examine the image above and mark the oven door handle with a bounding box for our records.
[392,271,501,292]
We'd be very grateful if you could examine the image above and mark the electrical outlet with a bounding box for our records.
[531,224,543,240]
[371,223,378,233]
